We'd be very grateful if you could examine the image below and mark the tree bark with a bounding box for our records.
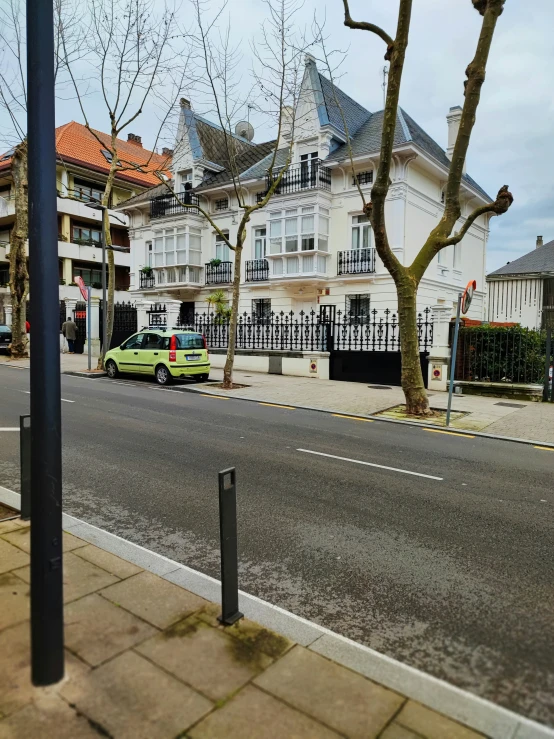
[222,243,242,388]
[397,280,428,415]
[97,154,117,369]
[9,140,29,359]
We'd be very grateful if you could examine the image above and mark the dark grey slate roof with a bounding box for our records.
[326,107,490,201]
[488,239,554,277]
[195,140,278,191]
[195,116,254,169]
[318,73,371,138]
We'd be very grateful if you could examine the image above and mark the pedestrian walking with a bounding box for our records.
[62,316,78,354]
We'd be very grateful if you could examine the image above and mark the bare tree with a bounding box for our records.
[341,0,513,415]
[60,0,190,366]
[0,0,82,357]
[157,0,313,388]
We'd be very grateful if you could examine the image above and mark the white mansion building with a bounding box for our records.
[121,56,491,325]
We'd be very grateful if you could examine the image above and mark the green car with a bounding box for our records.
[104,329,210,385]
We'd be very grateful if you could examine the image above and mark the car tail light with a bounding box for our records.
[169,334,177,362]
[202,334,208,351]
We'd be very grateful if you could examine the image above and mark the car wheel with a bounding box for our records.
[105,359,119,379]
[155,364,172,385]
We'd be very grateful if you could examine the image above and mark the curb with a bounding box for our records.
[1,484,552,739]
[63,370,107,379]
[169,385,554,450]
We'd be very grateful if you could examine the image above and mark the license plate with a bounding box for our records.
[186,354,200,361]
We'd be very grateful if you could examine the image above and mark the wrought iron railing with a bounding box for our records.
[150,191,200,219]
[73,237,101,247]
[337,248,376,275]
[140,272,155,288]
[455,326,550,384]
[245,259,269,282]
[266,159,331,196]
[205,261,233,285]
[176,308,433,353]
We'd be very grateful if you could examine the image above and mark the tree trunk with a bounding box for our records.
[9,140,29,359]
[222,245,242,388]
[397,283,430,415]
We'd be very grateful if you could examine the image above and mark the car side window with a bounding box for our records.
[162,337,170,350]
[144,334,163,349]
[123,333,145,350]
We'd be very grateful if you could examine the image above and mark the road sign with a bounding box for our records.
[74,276,88,302]
[461,280,477,315]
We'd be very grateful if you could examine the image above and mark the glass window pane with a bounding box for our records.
[318,237,328,252]
[269,238,282,254]
[301,215,314,232]
[301,235,314,251]
[154,252,164,266]
[165,252,175,265]
[286,256,299,274]
[285,219,297,235]
[352,227,360,250]
[319,217,329,235]
[154,238,163,252]
[362,225,370,249]
[269,220,282,237]
[189,234,201,250]
[285,237,298,253]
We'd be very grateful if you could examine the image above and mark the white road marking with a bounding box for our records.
[0,427,19,432]
[19,390,74,403]
[297,448,443,481]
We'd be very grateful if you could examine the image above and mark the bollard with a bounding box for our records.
[218,468,243,625]
[20,415,31,520]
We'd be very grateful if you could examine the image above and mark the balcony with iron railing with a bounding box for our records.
[205,261,233,285]
[337,248,376,275]
[150,191,200,219]
[153,266,203,288]
[140,272,155,288]
[265,159,331,197]
[245,259,269,282]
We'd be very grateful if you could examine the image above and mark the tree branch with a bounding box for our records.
[341,0,394,55]
[442,185,513,246]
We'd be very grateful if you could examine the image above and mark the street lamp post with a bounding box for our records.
[27,0,64,685]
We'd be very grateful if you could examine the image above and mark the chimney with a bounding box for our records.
[180,98,191,109]
[127,133,142,147]
[537,235,543,248]
[162,147,173,157]
[446,106,462,160]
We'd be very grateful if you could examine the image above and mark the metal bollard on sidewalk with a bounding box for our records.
[20,415,31,520]
[218,468,243,626]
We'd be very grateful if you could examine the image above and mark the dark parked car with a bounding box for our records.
[0,324,12,353]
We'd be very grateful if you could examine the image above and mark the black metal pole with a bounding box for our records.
[544,328,552,403]
[20,415,31,521]
[218,468,243,625]
[27,0,64,685]
[101,208,107,360]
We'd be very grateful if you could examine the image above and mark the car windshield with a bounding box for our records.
[0,326,11,333]
[175,333,204,349]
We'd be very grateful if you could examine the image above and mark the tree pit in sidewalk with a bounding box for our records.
[210,383,250,390]
[0,503,18,521]
[374,405,469,426]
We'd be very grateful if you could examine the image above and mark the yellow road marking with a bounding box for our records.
[534,445,554,451]
[259,402,296,410]
[200,394,229,400]
[332,414,374,422]
[424,428,475,439]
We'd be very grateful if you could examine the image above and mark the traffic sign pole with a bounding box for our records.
[446,294,462,427]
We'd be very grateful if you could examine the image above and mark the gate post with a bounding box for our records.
[427,304,452,392]
[165,299,182,329]
[88,297,101,357]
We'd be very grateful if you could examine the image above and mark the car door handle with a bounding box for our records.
[134,352,138,355]
[153,352,159,355]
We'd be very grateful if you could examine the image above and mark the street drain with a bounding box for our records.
[368,385,392,390]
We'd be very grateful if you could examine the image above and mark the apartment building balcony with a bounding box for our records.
[337,248,376,276]
[140,272,155,288]
[150,191,200,219]
[265,159,331,197]
[245,259,269,282]
[152,265,203,288]
[205,261,233,285]
[267,250,329,281]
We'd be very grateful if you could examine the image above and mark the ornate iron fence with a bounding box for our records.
[177,308,433,353]
[266,159,331,195]
[150,191,199,219]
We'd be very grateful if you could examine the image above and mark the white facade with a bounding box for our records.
[124,62,490,323]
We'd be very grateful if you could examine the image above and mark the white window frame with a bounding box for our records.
[215,231,231,261]
[254,227,267,259]
[351,214,372,251]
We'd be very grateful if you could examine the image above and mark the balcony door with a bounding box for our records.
[351,215,371,250]
[300,152,318,188]
[254,228,266,259]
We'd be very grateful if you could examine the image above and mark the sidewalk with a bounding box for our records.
[0,514,513,739]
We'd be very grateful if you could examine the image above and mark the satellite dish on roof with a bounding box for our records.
[235,121,254,141]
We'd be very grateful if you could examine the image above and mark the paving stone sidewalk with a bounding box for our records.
[0,516,486,739]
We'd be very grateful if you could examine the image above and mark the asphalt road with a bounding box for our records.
[0,365,553,726]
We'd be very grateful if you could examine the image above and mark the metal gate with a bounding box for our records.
[329,308,433,387]
[100,301,138,350]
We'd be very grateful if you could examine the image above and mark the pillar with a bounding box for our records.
[62,257,73,285]
[427,304,453,392]
[60,213,71,241]
[166,299,182,329]
[88,297,101,355]
[136,299,153,330]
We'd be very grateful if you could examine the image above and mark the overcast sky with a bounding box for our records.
[2,0,551,273]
